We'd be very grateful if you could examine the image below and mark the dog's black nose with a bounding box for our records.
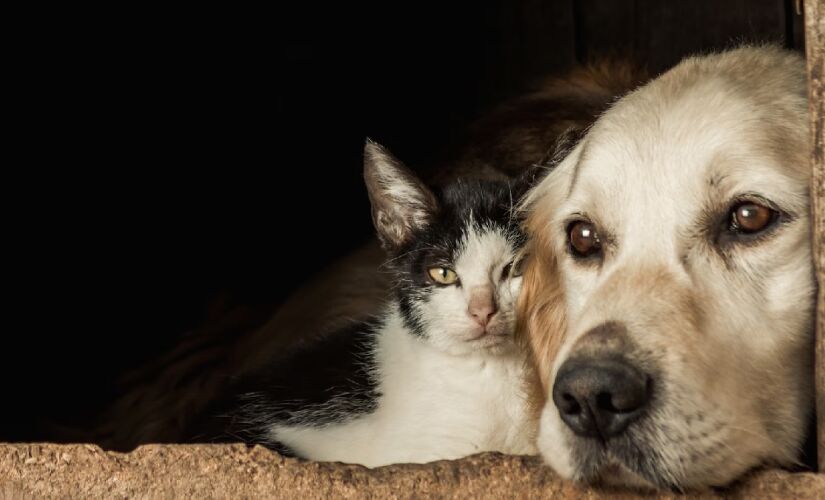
[552,357,650,440]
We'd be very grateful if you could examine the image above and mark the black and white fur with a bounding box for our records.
[230,141,537,467]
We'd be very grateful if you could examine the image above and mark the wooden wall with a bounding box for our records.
[803,0,824,473]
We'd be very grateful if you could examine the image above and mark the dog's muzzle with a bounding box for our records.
[551,322,652,440]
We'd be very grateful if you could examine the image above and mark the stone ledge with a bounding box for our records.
[0,444,822,499]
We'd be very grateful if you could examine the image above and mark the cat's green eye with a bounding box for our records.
[428,267,459,285]
[502,258,525,280]
[514,255,528,276]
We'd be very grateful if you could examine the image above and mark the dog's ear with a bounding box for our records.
[510,163,548,203]
[363,139,438,251]
[511,127,587,204]
[514,130,583,400]
[519,134,585,218]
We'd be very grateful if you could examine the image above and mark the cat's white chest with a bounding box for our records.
[376,346,536,463]
[269,314,537,467]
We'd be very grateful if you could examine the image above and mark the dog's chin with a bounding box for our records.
[592,462,659,491]
[561,433,681,492]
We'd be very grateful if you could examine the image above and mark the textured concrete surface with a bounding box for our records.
[0,444,822,499]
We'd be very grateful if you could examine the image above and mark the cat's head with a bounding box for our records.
[364,140,532,356]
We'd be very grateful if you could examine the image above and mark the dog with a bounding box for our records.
[518,46,814,490]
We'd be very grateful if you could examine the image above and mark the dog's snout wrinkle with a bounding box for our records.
[573,321,630,354]
[552,356,651,441]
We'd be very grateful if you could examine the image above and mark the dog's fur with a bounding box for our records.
[518,46,814,490]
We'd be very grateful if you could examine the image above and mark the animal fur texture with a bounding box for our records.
[226,142,536,466]
[519,46,814,490]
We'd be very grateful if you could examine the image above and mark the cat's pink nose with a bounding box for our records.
[468,288,497,326]
[470,307,496,326]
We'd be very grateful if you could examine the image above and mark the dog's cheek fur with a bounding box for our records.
[516,226,568,415]
[516,137,584,402]
[693,220,816,468]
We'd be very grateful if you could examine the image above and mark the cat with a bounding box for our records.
[94,61,647,452]
[222,140,538,467]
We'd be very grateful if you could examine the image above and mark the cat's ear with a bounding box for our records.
[364,139,438,250]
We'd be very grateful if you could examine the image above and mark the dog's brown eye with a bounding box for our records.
[568,221,601,257]
[731,202,775,233]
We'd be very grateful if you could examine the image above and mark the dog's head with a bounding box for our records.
[519,46,814,490]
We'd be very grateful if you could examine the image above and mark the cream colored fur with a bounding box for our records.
[520,46,814,489]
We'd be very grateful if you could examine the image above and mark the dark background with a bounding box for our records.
[5,1,806,441]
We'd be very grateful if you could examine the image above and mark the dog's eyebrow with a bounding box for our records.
[566,141,590,198]
[707,173,728,187]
